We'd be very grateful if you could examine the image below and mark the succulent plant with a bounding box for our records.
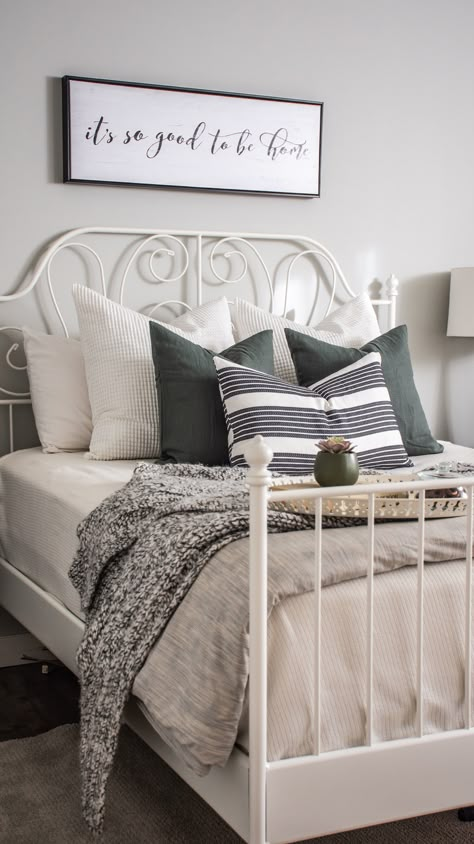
[316,436,355,454]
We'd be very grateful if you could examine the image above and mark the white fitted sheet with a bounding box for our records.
[0,448,140,617]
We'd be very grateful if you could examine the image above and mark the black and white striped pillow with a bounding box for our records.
[214,351,412,474]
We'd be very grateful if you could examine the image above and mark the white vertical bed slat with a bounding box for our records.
[8,403,13,453]
[416,490,426,738]
[466,488,473,730]
[366,493,375,747]
[0,399,32,454]
[313,497,323,757]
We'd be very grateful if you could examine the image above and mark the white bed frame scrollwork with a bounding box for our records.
[0,226,398,454]
[1,228,473,844]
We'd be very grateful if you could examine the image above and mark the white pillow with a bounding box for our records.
[231,293,380,383]
[215,351,412,474]
[23,327,93,453]
[73,287,235,460]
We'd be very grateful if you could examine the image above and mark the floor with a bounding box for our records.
[2,657,474,833]
[0,661,79,742]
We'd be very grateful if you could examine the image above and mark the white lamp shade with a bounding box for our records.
[447,267,474,337]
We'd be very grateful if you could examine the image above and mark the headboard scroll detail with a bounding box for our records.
[0,226,399,451]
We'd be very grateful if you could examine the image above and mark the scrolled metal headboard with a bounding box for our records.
[0,226,399,453]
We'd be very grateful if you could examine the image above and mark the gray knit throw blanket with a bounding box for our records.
[69,462,312,835]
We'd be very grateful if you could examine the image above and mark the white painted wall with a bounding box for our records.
[1,0,474,443]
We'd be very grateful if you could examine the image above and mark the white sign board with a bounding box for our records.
[62,77,323,197]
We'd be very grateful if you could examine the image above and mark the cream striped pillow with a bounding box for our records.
[73,286,235,460]
[231,293,380,384]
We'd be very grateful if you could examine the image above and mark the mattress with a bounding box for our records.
[1,442,473,614]
[0,449,139,617]
[1,443,474,767]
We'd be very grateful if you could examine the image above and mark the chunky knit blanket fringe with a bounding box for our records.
[68,462,313,835]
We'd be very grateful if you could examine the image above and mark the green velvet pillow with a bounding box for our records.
[284,324,443,457]
[149,322,275,465]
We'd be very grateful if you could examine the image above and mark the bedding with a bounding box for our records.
[73,457,474,831]
[215,351,412,473]
[1,444,474,832]
[285,324,443,456]
[72,287,235,460]
[22,328,93,453]
[231,292,381,383]
[149,323,274,465]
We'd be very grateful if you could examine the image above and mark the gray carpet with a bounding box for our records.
[0,724,471,843]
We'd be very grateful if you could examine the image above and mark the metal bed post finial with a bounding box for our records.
[386,273,399,329]
[245,435,273,483]
[386,273,399,296]
[245,435,272,844]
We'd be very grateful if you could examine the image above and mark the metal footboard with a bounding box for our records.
[245,434,474,844]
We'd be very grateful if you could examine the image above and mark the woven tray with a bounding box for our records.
[269,473,468,520]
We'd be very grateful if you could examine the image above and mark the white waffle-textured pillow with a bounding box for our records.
[231,292,380,383]
[73,286,235,460]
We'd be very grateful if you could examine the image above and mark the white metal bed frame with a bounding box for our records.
[1,227,473,843]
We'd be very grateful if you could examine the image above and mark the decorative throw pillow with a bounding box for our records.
[164,297,235,345]
[149,322,274,465]
[214,352,412,474]
[285,324,443,456]
[23,327,93,453]
[231,292,380,384]
[73,287,235,460]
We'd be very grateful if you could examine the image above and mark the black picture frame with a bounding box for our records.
[62,75,323,197]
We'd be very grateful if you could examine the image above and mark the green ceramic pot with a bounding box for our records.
[313,452,359,487]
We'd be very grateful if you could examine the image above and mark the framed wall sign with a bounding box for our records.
[62,76,323,197]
